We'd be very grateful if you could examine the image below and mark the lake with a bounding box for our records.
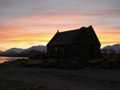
[0,56,28,64]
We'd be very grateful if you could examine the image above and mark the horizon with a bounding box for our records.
[0,0,120,50]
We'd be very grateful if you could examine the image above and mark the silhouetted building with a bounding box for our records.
[47,26,101,61]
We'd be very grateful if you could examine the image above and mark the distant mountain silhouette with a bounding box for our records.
[102,44,120,54]
[20,45,47,58]
[0,48,25,56]
[6,48,25,54]
[22,45,47,54]
[0,45,47,57]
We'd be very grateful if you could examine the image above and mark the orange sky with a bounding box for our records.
[0,13,120,51]
[0,0,120,51]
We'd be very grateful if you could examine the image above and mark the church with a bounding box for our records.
[47,26,101,61]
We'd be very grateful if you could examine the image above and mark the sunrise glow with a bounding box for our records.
[0,0,120,50]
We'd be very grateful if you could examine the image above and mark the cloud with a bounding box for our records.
[79,9,120,17]
[0,0,120,18]
[0,0,120,49]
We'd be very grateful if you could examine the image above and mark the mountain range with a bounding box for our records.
[101,44,120,54]
[0,44,120,57]
[0,45,47,57]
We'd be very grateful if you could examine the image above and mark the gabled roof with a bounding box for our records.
[47,26,101,46]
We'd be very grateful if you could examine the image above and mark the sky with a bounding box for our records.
[0,0,120,50]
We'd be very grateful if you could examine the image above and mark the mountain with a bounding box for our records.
[5,48,25,54]
[2,48,25,56]
[24,45,47,53]
[0,45,47,57]
[102,44,120,54]
[20,45,47,58]
[21,45,47,54]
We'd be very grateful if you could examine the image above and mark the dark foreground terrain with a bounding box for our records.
[1,64,120,90]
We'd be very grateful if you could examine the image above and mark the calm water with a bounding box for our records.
[0,56,28,63]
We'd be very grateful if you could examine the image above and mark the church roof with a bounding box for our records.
[47,26,101,47]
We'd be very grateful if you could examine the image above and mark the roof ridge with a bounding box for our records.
[59,26,89,33]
